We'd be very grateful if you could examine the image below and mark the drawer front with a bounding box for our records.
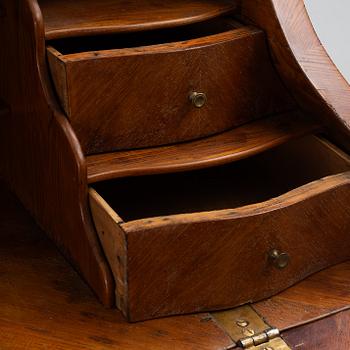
[48,26,294,154]
[122,174,350,321]
[89,136,350,321]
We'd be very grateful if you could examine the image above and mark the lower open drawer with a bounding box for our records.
[89,136,350,321]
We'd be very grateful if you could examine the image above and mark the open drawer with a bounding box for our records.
[47,17,294,154]
[89,136,350,321]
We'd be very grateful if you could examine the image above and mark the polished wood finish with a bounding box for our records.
[90,137,350,321]
[2,0,350,323]
[0,182,233,350]
[254,261,350,331]
[40,0,239,40]
[2,178,350,348]
[242,0,350,152]
[282,311,350,349]
[86,111,320,183]
[0,0,114,306]
[47,23,294,154]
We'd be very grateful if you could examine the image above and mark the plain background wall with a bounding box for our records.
[305,0,350,83]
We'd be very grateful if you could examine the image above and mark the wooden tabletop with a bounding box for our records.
[1,179,350,349]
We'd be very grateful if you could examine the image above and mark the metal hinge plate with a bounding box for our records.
[211,306,291,349]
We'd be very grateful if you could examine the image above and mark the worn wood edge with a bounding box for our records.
[43,2,240,40]
[55,25,261,62]
[86,112,321,183]
[122,171,350,232]
[89,188,124,224]
[46,46,70,116]
[89,188,129,318]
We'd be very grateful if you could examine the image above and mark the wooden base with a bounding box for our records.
[1,179,350,348]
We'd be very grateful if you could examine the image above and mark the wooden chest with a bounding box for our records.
[1,0,350,323]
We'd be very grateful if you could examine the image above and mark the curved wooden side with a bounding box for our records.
[0,0,114,306]
[242,0,350,151]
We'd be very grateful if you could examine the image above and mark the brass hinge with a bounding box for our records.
[211,306,291,350]
[237,327,284,349]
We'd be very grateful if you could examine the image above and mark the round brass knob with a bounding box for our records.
[269,249,290,269]
[189,92,207,108]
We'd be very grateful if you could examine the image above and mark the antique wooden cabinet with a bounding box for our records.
[1,0,349,324]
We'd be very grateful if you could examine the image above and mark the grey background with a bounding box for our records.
[305,0,350,83]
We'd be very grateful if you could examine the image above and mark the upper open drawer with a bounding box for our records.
[47,17,294,154]
[89,135,350,321]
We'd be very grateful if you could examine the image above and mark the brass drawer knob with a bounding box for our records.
[269,249,290,269]
[189,92,207,108]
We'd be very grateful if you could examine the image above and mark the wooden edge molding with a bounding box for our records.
[86,111,321,183]
[41,0,240,40]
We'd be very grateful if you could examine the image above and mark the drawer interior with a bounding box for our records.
[48,17,241,55]
[92,136,350,222]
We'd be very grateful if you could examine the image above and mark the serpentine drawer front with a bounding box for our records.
[46,17,293,154]
[89,136,350,321]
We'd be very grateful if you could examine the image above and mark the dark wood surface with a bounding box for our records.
[255,262,350,331]
[1,179,350,348]
[0,181,233,350]
[90,137,350,321]
[40,0,239,40]
[242,0,350,152]
[47,23,294,154]
[86,111,320,183]
[283,310,350,349]
[2,0,350,324]
[0,0,115,307]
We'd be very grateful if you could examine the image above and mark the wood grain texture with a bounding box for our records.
[254,261,350,331]
[40,0,239,40]
[122,174,350,321]
[282,310,350,349]
[86,111,320,183]
[47,24,295,154]
[0,182,233,350]
[1,179,350,349]
[90,137,350,321]
[3,0,350,323]
[242,0,350,151]
[89,189,128,312]
[0,0,114,306]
